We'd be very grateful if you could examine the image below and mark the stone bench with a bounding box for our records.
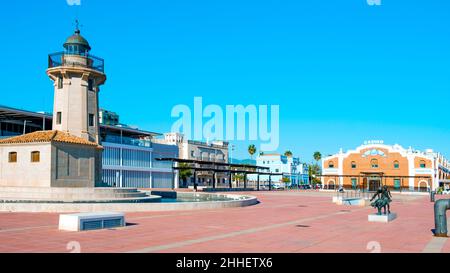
[59,212,125,231]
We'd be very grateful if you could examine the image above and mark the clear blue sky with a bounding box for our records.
[0,0,449,162]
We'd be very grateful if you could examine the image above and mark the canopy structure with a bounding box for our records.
[156,158,283,191]
[0,105,52,135]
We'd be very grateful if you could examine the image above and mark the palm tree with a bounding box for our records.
[233,173,245,182]
[311,152,322,187]
[308,163,321,186]
[282,177,291,188]
[308,164,321,176]
[313,151,322,165]
[248,144,257,159]
[178,163,193,188]
[284,150,293,157]
[233,173,246,188]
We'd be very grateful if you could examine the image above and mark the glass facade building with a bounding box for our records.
[102,142,178,189]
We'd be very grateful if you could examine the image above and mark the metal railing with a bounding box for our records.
[48,52,105,73]
[336,190,372,200]
[102,135,152,148]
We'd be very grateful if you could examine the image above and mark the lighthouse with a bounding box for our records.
[47,21,106,144]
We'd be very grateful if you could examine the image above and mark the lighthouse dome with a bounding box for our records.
[63,29,91,54]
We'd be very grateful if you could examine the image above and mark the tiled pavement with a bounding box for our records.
[0,191,446,253]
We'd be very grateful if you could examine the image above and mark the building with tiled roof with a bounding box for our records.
[0,130,102,188]
[321,141,450,192]
[0,130,101,147]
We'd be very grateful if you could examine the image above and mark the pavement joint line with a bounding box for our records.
[128,211,219,221]
[0,225,55,233]
[126,207,370,253]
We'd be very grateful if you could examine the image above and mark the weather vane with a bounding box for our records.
[74,19,83,33]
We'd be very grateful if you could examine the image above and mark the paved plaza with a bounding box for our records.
[0,191,447,253]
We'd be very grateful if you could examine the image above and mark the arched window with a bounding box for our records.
[351,161,357,169]
[420,160,426,168]
[394,161,400,169]
[31,151,40,163]
[328,161,335,168]
[371,159,379,168]
[8,152,17,163]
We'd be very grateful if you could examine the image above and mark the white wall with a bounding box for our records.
[0,143,52,187]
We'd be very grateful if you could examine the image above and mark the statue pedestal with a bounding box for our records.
[368,213,397,223]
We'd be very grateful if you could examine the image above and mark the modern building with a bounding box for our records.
[153,132,230,187]
[249,153,309,187]
[321,140,450,192]
[99,109,120,126]
[101,126,178,189]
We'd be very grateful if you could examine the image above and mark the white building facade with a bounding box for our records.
[250,154,309,187]
[153,133,230,187]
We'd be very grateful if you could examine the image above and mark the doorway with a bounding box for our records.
[368,178,381,192]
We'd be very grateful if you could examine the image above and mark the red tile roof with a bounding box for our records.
[0,131,100,147]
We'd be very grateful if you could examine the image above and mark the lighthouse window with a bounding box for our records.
[89,114,95,127]
[56,112,62,125]
[88,79,94,91]
[58,76,63,89]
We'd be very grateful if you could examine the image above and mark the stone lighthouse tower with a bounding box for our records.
[47,22,106,144]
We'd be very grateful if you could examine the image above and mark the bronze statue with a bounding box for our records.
[370,185,392,215]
